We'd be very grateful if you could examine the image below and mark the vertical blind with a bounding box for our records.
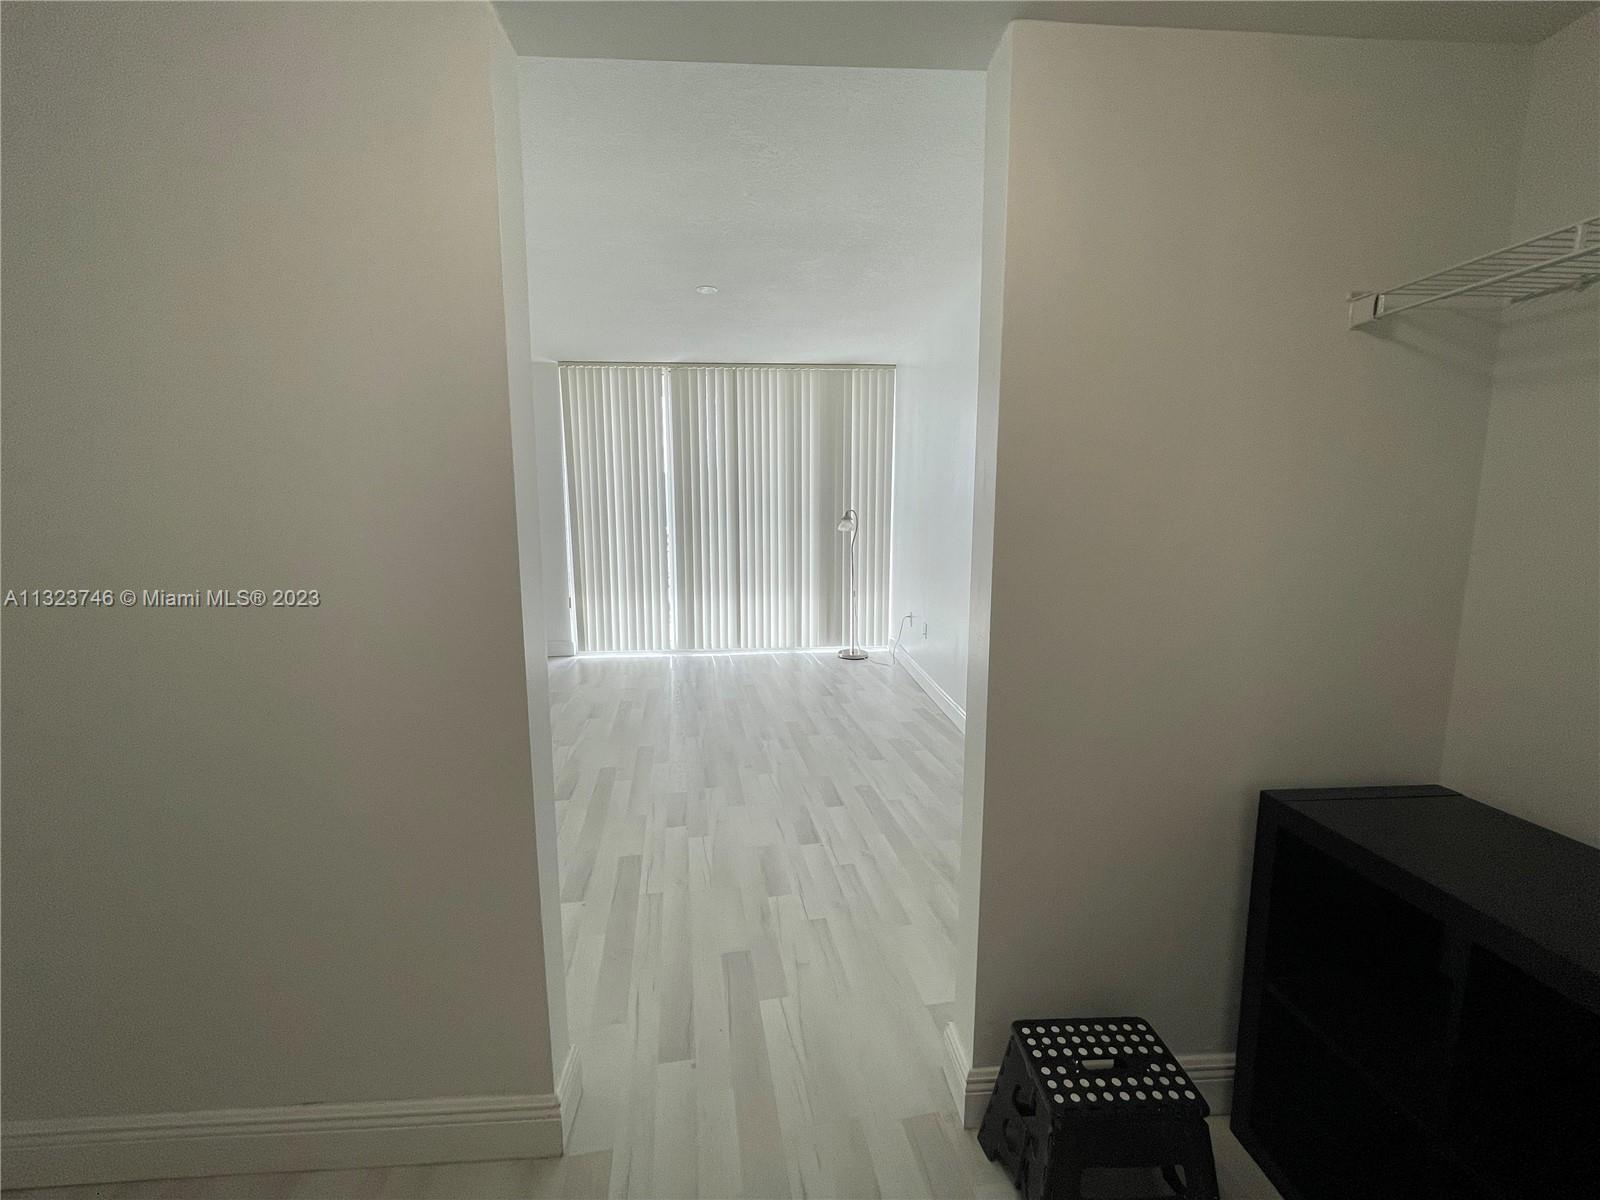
[560,363,894,653]
[560,365,673,652]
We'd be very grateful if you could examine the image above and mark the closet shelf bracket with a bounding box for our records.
[1348,215,1600,329]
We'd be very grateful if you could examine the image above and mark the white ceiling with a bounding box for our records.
[518,56,984,364]
[496,1,1596,69]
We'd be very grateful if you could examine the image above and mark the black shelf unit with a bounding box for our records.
[1231,786,1600,1200]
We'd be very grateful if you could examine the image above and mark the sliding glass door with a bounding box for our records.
[560,363,893,653]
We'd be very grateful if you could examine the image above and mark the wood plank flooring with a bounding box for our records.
[6,652,1282,1199]
[552,652,975,1200]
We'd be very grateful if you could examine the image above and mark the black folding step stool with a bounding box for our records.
[977,1017,1220,1200]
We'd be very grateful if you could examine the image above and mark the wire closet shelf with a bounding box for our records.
[1348,215,1600,328]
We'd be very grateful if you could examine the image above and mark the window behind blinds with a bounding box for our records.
[560,363,894,653]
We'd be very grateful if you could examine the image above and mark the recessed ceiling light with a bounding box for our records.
[694,284,719,295]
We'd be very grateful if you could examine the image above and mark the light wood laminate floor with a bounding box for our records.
[553,651,975,1200]
[8,653,1280,1200]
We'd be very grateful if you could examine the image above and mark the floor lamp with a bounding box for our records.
[836,508,868,661]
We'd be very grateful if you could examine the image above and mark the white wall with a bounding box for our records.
[953,29,1014,1099]
[958,19,1528,1075]
[890,283,982,723]
[514,56,986,364]
[2,1,565,1183]
[527,359,576,656]
[1442,10,1600,847]
[491,7,573,1114]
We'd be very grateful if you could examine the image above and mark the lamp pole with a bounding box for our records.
[838,508,867,661]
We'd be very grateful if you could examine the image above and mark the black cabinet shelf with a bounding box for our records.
[1260,977,1439,1130]
[1231,786,1600,1200]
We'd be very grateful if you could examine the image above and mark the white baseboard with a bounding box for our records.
[547,637,576,658]
[1178,1051,1234,1116]
[896,650,965,732]
[942,1022,995,1128]
[1,1049,582,1190]
[942,1023,1235,1128]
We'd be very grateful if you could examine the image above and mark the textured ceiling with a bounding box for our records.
[518,57,984,363]
[496,2,1596,69]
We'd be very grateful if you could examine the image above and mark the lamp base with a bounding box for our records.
[838,649,869,661]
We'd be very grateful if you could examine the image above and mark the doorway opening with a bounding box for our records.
[513,51,987,1194]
